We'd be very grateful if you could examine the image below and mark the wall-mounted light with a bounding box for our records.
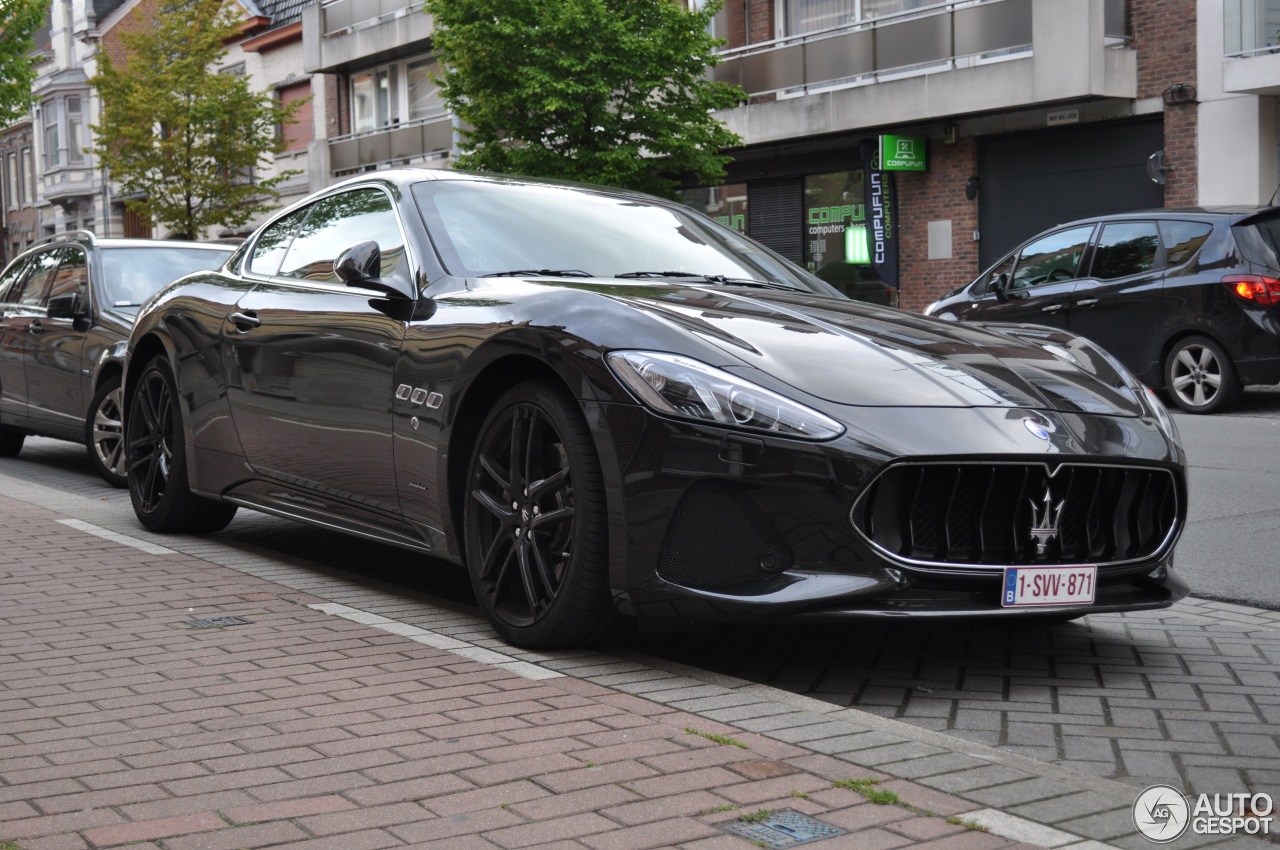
[1163,83,1196,105]
[965,176,979,201]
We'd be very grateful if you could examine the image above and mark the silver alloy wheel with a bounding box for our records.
[1169,342,1224,409]
[93,386,127,479]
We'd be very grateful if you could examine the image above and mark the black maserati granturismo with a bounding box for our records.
[122,169,1189,648]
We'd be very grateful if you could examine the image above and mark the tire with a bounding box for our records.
[85,375,127,487]
[1163,335,1241,414]
[463,381,617,648]
[0,425,23,458]
[126,356,237,533]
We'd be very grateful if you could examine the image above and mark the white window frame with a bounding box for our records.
[349,55,443,135]
[40,93,89,171]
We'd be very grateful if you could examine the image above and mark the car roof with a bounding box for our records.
[325,166,660,203]
[1056,206,1279,228]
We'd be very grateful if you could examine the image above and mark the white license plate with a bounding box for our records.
[1001,565,1097,607]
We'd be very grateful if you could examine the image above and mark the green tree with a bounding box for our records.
[423,0,743,198]
[90,0,302,238]
[0,0,50,126]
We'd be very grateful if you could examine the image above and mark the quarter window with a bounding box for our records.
[1091,222,1160,280]
[248,208,308,277]
[1160,221,1213,267]
[1009,226,1093,290]
[277,189,405,283]
[14,249,64,306]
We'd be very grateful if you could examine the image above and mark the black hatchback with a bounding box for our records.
[923,208,1280,413]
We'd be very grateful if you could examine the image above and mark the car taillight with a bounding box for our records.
[1223,274,1280,307]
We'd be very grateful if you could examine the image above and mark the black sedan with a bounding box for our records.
[0,232,234,485]
[123,170,1189,648]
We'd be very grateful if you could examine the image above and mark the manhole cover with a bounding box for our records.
[722,809,846,847]
[185,616,252,629]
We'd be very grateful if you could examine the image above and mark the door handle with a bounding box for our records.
[230,311,261,331]
[1041,304,1063,314]
[28,319,43,334]
[1076,298,1099,307]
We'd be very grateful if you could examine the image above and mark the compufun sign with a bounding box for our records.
[879,134,927,172]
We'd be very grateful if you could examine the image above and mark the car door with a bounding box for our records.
[1066,220,1166,377]
[974,225,1095,330]
[0,249,64,426]
[224,186,412,514]
[24,244,91,433]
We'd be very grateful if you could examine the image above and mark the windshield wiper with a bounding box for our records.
[616,271,798,291]
[482,269,593,278]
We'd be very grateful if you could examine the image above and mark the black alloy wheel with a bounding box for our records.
[464,382,616,648]
[126,356,237,533]
[86,375,127,487]
[1164,335,1241,414]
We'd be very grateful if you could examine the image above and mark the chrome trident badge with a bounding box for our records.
[1029,487,1065,559]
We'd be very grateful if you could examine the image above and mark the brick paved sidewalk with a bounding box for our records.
[0,492,1262,850]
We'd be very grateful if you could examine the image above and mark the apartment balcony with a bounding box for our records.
[711,0,1134,147]
[326,113,453,177]
[303,0,434,74]
[1222,0,1280,95]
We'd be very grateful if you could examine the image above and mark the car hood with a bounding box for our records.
[596,284,1144,415]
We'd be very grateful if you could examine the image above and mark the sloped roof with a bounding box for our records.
[255,0,313,30]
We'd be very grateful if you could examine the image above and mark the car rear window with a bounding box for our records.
[1233,212,1280,271]
[100,246,231,307]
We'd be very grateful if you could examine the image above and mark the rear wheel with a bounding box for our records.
[463,382,616,648]
[1164,335,1240,414]
[0,425,23,458]
[86,375,127,487]
[127,356,237,533]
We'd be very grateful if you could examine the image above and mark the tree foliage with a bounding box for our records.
[422,0,743,198]
[0,0,50,126]
[90,0,302,238]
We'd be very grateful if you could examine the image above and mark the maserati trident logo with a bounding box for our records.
[1029,487,1065,559]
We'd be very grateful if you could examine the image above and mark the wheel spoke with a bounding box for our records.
[472,488,516,524]
[1202,373,1222,389]
[137,382,159,433]
[513,539,540,613]
[529,540,559,599]
[482,534,514,584]
[529,467,570,500]
[479,454,511,492]
[530,505,574,530]
[1193,384,1207,406]
[1172,374,1195,391]
[508,410,528,495]
[1197,347,1214,370]
[1176,349,1198,372]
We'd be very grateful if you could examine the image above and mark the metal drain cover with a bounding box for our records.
[185,616,252,629]
[722,809,845,847]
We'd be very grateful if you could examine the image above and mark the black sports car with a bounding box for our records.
[123,169,1189,648]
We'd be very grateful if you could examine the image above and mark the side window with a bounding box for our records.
[1091,222,1161,280]
[278,188,405,283]
[248,208,307,277]
[13,249,65,307]
[0,257,30,303]
[46,245,89,305]
[1010,226,1093,290]
[1160,221,1213,267]
[980,254,1017,295]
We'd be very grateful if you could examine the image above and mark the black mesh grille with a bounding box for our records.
[658,482,794,589]
[853,463,1178,569]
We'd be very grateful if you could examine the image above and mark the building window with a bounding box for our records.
[5,153,15,209]
[41,95,87,169]
[277,81,314,153]
[681,184,748,234]
[783,0,946,36]
[67,97,84,164]
[20,148,32,203]
[350,57,443,134]
[43,100,61,168]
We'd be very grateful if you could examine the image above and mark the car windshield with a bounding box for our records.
[412,179,829,293]
[100,246,231,307]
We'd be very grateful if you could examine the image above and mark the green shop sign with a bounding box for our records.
[880,134,926,172]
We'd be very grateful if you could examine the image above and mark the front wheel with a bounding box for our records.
[0,425,24,458]
[463,382,616,648]
[127,356,238,533]
[1164,336,1240,414]
[86,375,127,487]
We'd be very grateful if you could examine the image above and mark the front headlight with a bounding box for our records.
[607,351,845,441]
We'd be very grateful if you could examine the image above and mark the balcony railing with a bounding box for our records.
[1224,0,1280,57]
[712,0,1127,97]
[328,113,452,175]
[318,0,425,38]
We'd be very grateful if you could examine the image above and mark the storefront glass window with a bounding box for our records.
[802,171,893,305]
[680,184,748,234]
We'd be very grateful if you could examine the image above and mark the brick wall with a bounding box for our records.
[1132,0,1198,207]
[896,138,979,312]
[101,0,161,71]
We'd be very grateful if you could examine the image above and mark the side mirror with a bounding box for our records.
[992,272,1009,304]
[334,240,382,284]
[46,292,86,319]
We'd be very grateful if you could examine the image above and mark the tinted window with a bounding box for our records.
[0,256,30,303]
[1009,226,1093,290]
[1091,222,1160,280]
[278,189,405,283]
[46,245,88,304]
[14,249,64,306]
[249,208,307,277]
[99,246,232,307]
[1160,221,1213,266]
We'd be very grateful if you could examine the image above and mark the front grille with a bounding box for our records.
[851,462,1179,570]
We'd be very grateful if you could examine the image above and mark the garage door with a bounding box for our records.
[977,119,1164,268]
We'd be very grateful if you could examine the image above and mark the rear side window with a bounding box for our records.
[0,256,30,303]
[14,249,65,306]
[1091,222,1160,280]
[1160,221,1213,267]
